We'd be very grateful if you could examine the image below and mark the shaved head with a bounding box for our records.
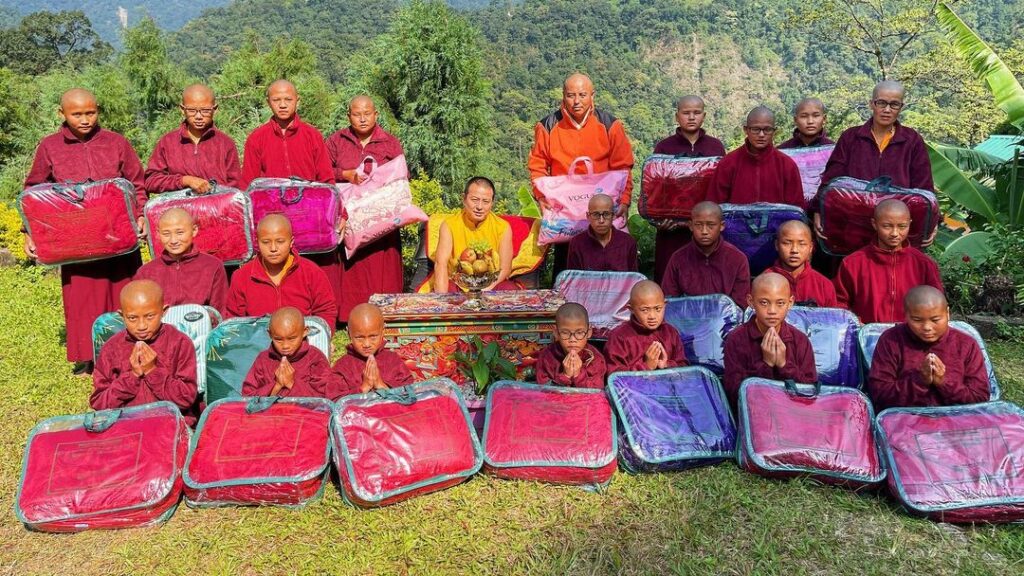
[778,219,812,238]
[874,199,911,220]
[588,193,613,212]
[793,97,825,116]
[905,285,947,312]
[257,214,293,236]
[349,94,376,111]
[555,302,589,324]
[60,88,96,110]
[267,79,297,97]
[348,303,386,357]
[691,201,723,221]
[349,303,384,331]
[746,105,775,125]
[158,207,194,228]
[676,95,705,111]
[270,306,305,332]
[120,279,164,309]
[751,272,792,298]
[630,280,664,304]
[563,73,594,93]
[872,80,905,100]
[182,84,215,104]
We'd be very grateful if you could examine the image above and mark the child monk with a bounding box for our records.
[722,272,818,410]
[535,303,607,389]
[242,307,338,398]
[768,220,837,307]
[777,98,833,149]
[867,286,990,411]
[134,208,228,313]
[565,194,639,272]
[332,303,415,398]
[226,214,337,329]
[91,280,199,424]
[834,199,943,323]
[605,281,687,375]
[661,201,750,306]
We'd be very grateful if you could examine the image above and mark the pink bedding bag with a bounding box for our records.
[736,378,885,488]
[247,177,342,254]
[482,380,617,488]
[15,402,188,532]
[331,379,483,508]
[876,402,1024,523]
[17,178,140,265]
[780,145,835,206]
[337,155,427,259]
[144,185,253,265]
[553,270,646,339]
[183,397,332,508]
[533,156,628,245]
[639,154,720,222]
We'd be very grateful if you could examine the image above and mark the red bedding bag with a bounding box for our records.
[816,176,939,256]
[17,178,140,265]
[482,380,617,487]
[736,378,885,488]
[639,154,720,222]
[331,379,482,508]
[15,402,188,532]
[144,185,253,265]
[876,402,1024,523]
[183,397,332,508]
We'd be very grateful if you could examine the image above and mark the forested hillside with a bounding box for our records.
[0,0,230,42]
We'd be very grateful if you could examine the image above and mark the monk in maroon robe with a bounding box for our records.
[535,303,607,389]
[867,286,989,412]
[565,194,638,272]
[834,200,943,323]
[240,80,342,315]
[326,95,405,322]
[722,273,818,410]
[661,201,751,306]
[605,281,687,375]
[331,303,414,399]
[92,280,199,425]
[24,88,147,371]
[707,106,804,208]
[777,98,833,149]
[652,95,727,282]
[144,84,241,193]
[226,215,337,330]
[134,208,228,313]
[767,220,837,308]
[243,307,339,398]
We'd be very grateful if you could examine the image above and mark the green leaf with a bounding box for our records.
[927,141,1000,223]
[481,342,498,364]
[936,2,1024,129]
[495,358,516,380]
[472,362,489,393]
[943,231,994,262]
[928,142,1004,174]
[517,185,541,218]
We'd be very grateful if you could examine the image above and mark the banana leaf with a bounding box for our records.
[943,230,994,262]
[927,141,1000,223]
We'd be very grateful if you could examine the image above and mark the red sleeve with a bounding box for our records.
[777,334,818,384]
[527,122,551,199]
[575,351,607,389]
[833,261,853,310]
[382,354,415,387]
[242,354,272,396]
[661,256,682,297]
[90,346,142,409]
[329,356,363,400]
[907,133,935,191]
[305,352,335,398]
[313,136,336,184]
[325,135,343,180]
[209,264,229,315]
[705,154,732,204]
[934,340,990,405]
[225,272,247,318]
[565,239,583,271]
[306,265,338,331]
[239,132,262,190]
[924,256,944,292]
[721,332,747,409]
[866,330,924,410]
[604,334,639,375]
[120,137,148,217]
[143,336,198,410]
[608,120,635,205]
[627,238,639,272]
[223,137,242,189]
[730,258,752,308]
[143,136,182,194]
[24,141,53,187]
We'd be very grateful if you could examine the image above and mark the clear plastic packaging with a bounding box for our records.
[247,177,342,254]
[780,145,835,206]
[663,295,743,373]
[720,202,807,275]
[553,270,646,339]
[639,154,720,221]
[533,157,628,245]
[144,185,252,264]
[337,155,427,259]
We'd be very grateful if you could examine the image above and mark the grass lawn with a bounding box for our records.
[1,265,1023,576]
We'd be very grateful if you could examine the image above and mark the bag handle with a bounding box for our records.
[358,156,379,180]
[246,396,281,414]
[52,181,87,203]
[375,386,418,405]
[866,176,893,193]
[744,212,770,235]
[783,379,821,398]
[568,156,596,179]
[83,409,122,433]
[279,180,305,205]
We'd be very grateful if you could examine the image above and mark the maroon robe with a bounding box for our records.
[326,125,406,322]
[834,243,943,324]
[225,250,338,330]
[767,261,838,308]
[134,248,228,313]
[605,319,687,375]
[25,124,146,363]
[565,227,638,272]
[240,115,342,313]
[144,123,241,192]
[661,239,751,306]
[92,325,198,425]
[242,341,339,399]
[535,342,607,389]
[777,129,833,149]
[818,120,933,193]
[707,142,805,208]
[867,323,989,412]
[331,345,415,400]
[722,318,818,410]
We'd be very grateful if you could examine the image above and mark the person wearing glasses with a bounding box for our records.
[144,84,241,193]
[706,106,805,209]
[565,193,639,272]
[535,303,607,389]
[605,280,687,375]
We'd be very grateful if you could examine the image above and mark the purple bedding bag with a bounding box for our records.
[247,177,342,254]
[607,367,736,472]
[553,270,646,339]
[780,145,835,207]
[721,203,807,275]
[663,295,743,374]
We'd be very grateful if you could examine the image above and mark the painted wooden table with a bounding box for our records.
[369,290,566,383]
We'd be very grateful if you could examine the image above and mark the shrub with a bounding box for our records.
[0,202,26,262]
[939,224,1024,316]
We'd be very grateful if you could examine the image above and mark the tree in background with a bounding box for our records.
[121,18,182,126]
[0,11,112,75]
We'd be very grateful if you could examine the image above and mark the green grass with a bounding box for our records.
[1,266,1023,575]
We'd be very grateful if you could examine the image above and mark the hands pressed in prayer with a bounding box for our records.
[131,341,158,377]
[272,356,295,396]
[645,341,667,370]
[562,350,583,379]
[760,327,787,368]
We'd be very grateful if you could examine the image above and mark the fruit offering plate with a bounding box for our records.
[370,291,566,321]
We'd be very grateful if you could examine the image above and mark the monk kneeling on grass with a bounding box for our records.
[92,280,199,425]
[332,303,414,398]
[134,208,228,314]
[535,303,607,389]
[722,272,817,411]
[867,286,990,412]
[768,220,837,308]
[605,281,687,375]
[242,307,338,399]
